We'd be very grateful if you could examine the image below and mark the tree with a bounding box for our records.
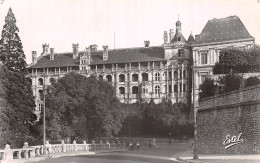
[218,74,242,93]
[213,46,260,74]
[0,63,37,148]
[0,8,27,73]
[199,78,218,100]
[140,100,192,138]
[34,73,124,141]
[245,76,260,87]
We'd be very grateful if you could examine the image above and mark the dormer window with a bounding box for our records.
[178,49,184,57]
[177,36,181,41]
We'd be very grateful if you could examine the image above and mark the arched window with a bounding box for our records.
[98,75,103,80]
[132,74,138,82]
[174,71,178,80]
[38,90,43,100]
[177,36,181,41]
[132,86,138,94]
[183,70,187,79]
[155,73,160,81]
[38,103,42,111]
[106,75,112,82]
[155,85,160,94]
[183,84,186,92]
[119,87,125,94]
[38,78,43,85]
[142,73,148,81]
[49,78,55,84]
[174,85,178,92]
[119,74,125,82]
[168,71,172,80]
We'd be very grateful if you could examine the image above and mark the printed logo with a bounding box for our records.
[223,133,243,149]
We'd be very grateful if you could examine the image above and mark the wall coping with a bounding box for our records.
[199,84,260,102]
[198,100,260,112]
[198,84,260,111]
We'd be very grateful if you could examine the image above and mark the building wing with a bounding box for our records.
[194,16,254,45]
[28,46,166,69]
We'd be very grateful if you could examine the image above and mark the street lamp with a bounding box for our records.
[43,72,46,154]
[192,63,199,160]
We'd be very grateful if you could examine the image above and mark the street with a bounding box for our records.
[35,143,188,163]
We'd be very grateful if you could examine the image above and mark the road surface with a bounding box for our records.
[35,143,189,163]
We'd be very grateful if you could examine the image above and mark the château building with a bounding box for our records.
[191,16,254,109]
[27,16,254,118]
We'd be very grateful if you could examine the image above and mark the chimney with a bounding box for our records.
[42,43,49,56]
[144,40,150,47]
[163,31,168,43]
[72,43,79,59]
[169,29,174,42]
[32,51,37,63]
[103,45,108,60]
[50,48,54,60]
[85,47,91,64]
[90,44,98,52]
[86,47,91,55]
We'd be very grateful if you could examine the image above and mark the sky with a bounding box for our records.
[0,0,260,64]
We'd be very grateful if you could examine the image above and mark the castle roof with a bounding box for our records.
[29,46,166,69]
[187,34,195,44]
[171,32,187,43]
[194,16,254,45]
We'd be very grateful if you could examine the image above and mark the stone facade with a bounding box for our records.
[197,85,260,154]
[27,15,255,119]
[192,16,255,109]
[27,19,193,118]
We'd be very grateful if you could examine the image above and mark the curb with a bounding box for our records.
[177,156,206,163]
[1,149,128,163]
[177,149,206,163]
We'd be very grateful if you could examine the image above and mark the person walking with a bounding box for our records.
[168,131,172,145]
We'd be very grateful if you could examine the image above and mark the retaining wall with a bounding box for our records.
[197,84,260,154]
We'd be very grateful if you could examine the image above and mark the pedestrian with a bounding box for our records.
[168,131,172,145]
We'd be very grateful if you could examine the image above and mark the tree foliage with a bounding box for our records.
[199,78,218,100]
[120,100,193,139]
[0,63,36,148]
[0,8,27,73]
[218,74,242,93]
[213,45,260,74]
[245,76,260,87]
[34,73,124,142]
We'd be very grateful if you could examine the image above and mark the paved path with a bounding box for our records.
[179,149,260,163]
[33,143,189,163]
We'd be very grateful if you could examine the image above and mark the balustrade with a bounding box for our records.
[0,140,125,162]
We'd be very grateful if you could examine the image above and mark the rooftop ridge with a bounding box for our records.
[208,15,238,22]
[38,45,164,55]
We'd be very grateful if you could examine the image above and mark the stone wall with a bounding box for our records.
[197,84,260,154]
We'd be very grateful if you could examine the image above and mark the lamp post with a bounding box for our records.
[192,63,199,160]
[43,72,46,154]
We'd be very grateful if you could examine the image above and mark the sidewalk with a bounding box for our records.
[2,149,128,163]
[178,149,260,163]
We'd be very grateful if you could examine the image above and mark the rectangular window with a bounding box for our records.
[201,53,208,64]
[169,85,172,93]
[201,75,207,85]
